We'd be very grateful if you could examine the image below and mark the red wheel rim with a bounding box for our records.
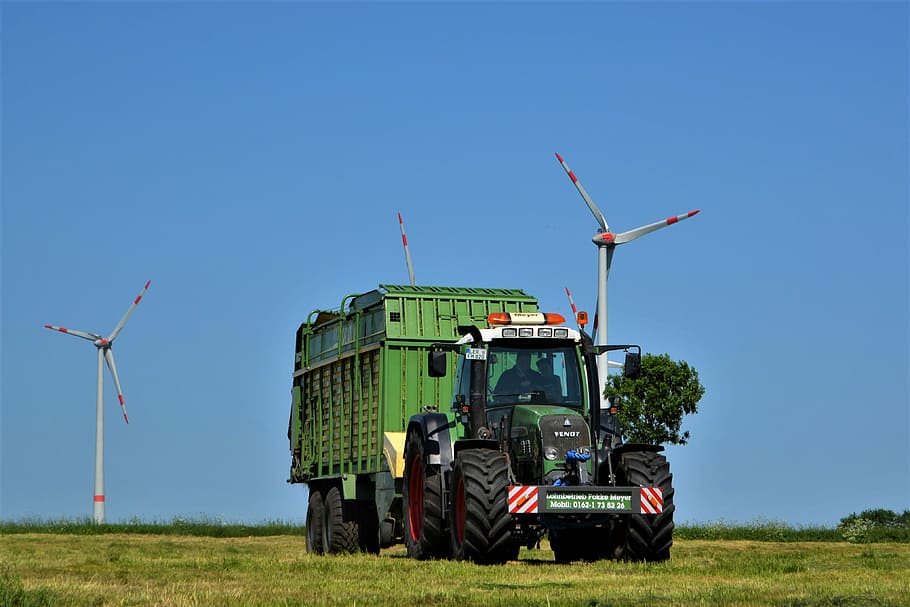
[407,455,424,541]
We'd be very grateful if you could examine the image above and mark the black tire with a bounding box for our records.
[450,449,519,564]
[323,486,360,554]
[305,489,325,555]
[613,450,675,562]
[402,429,448,559]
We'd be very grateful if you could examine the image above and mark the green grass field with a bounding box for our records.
[2,525,908,607]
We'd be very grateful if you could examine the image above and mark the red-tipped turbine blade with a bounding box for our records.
[398,213,416,286]
[555,152,610,233]
[564,287,578,316]
[107,280,151,342]
[103,349,129,424]
[43,324,102,342]
[613,210,701,245]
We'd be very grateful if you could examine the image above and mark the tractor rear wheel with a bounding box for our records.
[402,429,448,559]
[613,450,675,562]
[323,486,360,554]
[450,449,519,564]
[305,489,325,555]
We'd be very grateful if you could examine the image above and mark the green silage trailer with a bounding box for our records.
[287,284,538,554]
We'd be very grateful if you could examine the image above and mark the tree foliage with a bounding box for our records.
[839,508,910,529]
[605,353,704,445]
[837,509,910,543]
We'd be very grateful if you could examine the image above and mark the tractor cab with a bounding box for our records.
[431,313,593,485]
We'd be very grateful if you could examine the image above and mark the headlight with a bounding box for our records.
[544,447,559,461]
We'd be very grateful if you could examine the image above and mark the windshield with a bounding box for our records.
[487,345,583,407]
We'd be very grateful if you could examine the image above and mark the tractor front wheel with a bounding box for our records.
[612,450,675,562]
[450,449,518,564]
[402,429,448,559]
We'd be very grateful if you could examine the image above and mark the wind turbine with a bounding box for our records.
[44,280,151,523]
[555,152,700,404]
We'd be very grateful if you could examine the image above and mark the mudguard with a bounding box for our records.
[611,443,664,456]
[407,413,456,469]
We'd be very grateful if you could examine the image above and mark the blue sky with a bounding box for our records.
[2,1,907,527]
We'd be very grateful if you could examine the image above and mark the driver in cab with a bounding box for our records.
[494,351,543,395]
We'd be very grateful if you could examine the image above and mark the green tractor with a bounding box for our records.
[402,311,674,563]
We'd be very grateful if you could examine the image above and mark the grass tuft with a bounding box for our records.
[0,565,57,607]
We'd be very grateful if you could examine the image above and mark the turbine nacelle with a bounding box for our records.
[590,212,702,247]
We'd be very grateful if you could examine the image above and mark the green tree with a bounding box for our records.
[840,508,910,529]
[605,353,704,445]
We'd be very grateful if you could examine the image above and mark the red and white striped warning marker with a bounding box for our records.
[640,487,664,514]
[508,486,539,514]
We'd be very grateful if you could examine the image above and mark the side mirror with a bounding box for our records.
[428,350,448,377]
[623,351,641,379]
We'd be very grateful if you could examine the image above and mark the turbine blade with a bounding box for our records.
[565,287,587,331]
[614,210,701,244]
[107,280,151,342]
[44,324,102,342]
[555,152,610,233]
[564,287,578,317]
[398,213,416,286]
[103,349,129,424]
[592,296,598,332]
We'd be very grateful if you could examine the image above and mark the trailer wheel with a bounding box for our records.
[613,450,675,562]
[402,429,448,559]
[305,489,325,555]
[323,486,360,554]
[450,449,518,564]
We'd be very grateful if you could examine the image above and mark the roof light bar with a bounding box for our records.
[487,312,566,326]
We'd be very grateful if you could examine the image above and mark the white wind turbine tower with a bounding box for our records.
[555,152,700,405]
[44,280,151,524]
